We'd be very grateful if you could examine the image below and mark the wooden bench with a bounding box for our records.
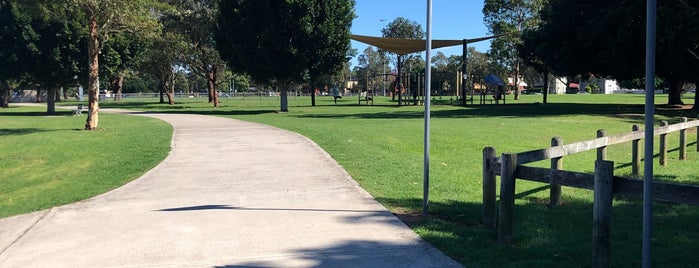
[358,91,373,105]
[73,104,87,116]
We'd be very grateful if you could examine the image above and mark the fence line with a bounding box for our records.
[482,116,699,266]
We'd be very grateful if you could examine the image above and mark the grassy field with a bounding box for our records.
[4,93,699,266]
[0,105,172,218]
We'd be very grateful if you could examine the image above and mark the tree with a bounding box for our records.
[100,31,149,102]
[216,0,355,112]
[162,0,227,107]
[304,0,355,106]
[522,0,699,106]
[31,0,161,129]
[27,11,85,114]
[380,17,425,105]
[483,0,545,100]
[140,31,187,105]
[0,0,31,108]
[1,1,85,113]
[355,46,383,94]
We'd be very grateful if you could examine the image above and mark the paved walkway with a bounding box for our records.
[0,110,461,267]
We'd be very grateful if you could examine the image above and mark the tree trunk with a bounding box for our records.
[277,83,288,112]
[0,81,11,108]
[206,68,218,107]
[543,70,549,104]
[167,74,175,105]
[46,86,57,115]
[84,11,100,130]
[111,71,125,101]
[692,79,699,111]
[667,77,684,105]
[310,80,316,106]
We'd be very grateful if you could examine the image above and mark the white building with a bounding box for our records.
[580,77,621,94]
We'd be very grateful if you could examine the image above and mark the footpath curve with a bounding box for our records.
[0,111,461,267]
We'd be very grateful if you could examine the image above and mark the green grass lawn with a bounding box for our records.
[0,105,172,218]
[4,93,699,267]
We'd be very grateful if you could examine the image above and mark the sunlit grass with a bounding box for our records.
[12,93,699,266]
[0,106,172,218]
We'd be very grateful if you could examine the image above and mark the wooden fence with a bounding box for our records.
[482,116,699,267]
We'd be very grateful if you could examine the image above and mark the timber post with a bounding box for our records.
[680,117,688,160]
[660,121,669,166]
[550,137,562,206]
[632,125,641,176]
[592,160,614,268]
[597,129,607,161]
[498,153,517,245]
[482,147,497,229]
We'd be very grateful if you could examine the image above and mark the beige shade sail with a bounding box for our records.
[350,33,509,56]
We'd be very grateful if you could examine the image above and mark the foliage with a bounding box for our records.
[483,0,546,99]
[215,0,355,112]
[100,30,151,100]
[0,0,31,107]
[161,0,227,107]
[521,0,699,105]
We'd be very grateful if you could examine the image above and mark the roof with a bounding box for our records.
[350,33,510,56]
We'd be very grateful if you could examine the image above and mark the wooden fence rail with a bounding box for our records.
[482,116,699,267]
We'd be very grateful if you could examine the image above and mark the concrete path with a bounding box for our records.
[0,111,461,267]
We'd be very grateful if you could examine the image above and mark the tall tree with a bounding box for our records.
[380,17,425,104]
[483,0,545,100]
[0,0,30,108]
[140,31,186,105]
[2,1,85,113]
[521,0,699,107]
[100,31,150,102]
[32,0,161,129]
[216,0,355,112]
[162,0,226,107]
[303,0,355,106]
[355,46,383,94]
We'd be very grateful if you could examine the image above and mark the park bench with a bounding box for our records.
[358,91,373,105]
[73,104,87,116]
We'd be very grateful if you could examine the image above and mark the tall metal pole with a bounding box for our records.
[461,39,467,106]
[643,0,657,267]
[423,0,432,216]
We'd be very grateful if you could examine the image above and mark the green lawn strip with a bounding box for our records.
[0,105,172,218]
[103,94,698,266]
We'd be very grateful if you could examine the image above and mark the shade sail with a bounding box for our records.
[350,33,509,56]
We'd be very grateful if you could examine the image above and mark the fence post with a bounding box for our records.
[593,160,614,268]
[498,153,517,245]
[660,121,669,166]
[597,129,607,161]
[680,117,688,160]
[696,115,699,152]
[550,137,562,206]
[482,147,497,229]
[632,125,641,176]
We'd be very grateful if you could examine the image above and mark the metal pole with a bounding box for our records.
[461,39,467,106]
[423,0,432,216]
[643,0,657,267]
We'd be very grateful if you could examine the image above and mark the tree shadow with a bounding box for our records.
[0,128,70,136]
[293,103,698,121]
[212,240,459,268]
[374,192,699,267]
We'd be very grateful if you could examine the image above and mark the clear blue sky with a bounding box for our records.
[350,0,490,68]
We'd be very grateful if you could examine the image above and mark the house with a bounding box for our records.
[580,77,621,94]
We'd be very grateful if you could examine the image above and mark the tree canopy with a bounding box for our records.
[521,0,699,106]
[215,0,355,112]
